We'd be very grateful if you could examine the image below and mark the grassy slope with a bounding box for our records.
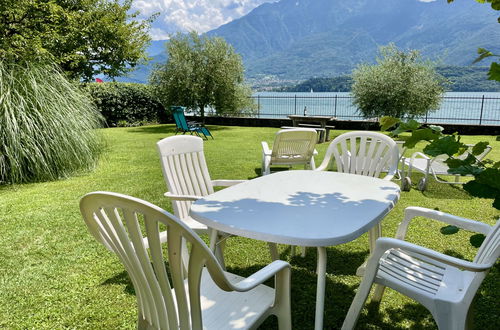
[0,124,498,329]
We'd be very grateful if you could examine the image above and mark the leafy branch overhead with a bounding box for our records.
[380,116,499,211]
[448,0,500,80]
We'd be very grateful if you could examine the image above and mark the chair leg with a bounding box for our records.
[371,284,386,302]
[268,242,280,260]
[433,304,469,330]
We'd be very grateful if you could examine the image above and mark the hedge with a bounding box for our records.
[83,82,168,127]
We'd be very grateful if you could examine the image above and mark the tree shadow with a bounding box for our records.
[406,173,472,200]
[280,245,369,276]
[101,270,135,295]
[128,124,231,135]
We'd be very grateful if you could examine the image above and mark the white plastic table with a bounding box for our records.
[190,170,400,329]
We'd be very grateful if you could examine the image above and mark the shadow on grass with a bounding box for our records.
[279,245,370,276]
[101,271,135,296]
[407,173,472,200]
[128,124,232,135]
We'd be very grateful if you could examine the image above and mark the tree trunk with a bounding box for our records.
[200,104,205,124]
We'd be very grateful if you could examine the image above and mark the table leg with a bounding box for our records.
[315,247,327,330]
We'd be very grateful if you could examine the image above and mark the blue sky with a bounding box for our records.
[132,0,275,40]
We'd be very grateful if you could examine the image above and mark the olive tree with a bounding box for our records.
[352,44,445,119]
[150,32,255,121]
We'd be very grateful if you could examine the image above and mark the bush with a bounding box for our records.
[352,44,445,119]
[84,82,167,126]
[0,62,103,184]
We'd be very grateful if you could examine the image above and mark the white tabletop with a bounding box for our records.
[190,171,400,247]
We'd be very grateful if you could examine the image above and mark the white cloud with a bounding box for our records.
[132,0,275,40]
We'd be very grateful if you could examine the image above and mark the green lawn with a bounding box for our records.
[0,124,498,329]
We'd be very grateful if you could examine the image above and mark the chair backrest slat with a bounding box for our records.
[80,192,234,329]
[270,128,317,164]
[475,220,500,264]
[157,136,214,221]
[318,131,398,178]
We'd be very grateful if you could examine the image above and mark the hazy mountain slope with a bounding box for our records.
[121,0,499,82]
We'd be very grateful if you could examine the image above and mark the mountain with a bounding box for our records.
[120,0,500,84]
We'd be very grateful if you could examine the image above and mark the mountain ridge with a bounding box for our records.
[119,0,500,84]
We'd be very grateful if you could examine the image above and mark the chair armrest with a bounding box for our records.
[211,179,247,187]
[382,174,394,181]
[261,141,271,156]
[372,237,493,272]
[396,206,492,240]
[229,260,291,292]
[164,192,203,201]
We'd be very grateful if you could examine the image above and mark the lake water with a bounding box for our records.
[250,92,500,126]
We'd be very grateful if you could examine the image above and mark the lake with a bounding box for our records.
[250,92,500,126]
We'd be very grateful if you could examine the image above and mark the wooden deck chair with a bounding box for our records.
[80,191,292,330]
[342,206,499,330]
[261,128,318,176]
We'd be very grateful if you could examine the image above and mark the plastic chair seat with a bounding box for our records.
[377,248,467,298]
[174,268,275,329]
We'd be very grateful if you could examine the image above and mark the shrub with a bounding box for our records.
[84,82,167,126]
[352,44,445,119]
[0,62,103,184]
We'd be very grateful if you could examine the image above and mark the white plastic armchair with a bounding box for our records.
[80,192,292,330]
[342,207,499,330]
[315,131,399,181]
[403,144,492,191]
[261,128,318,176]
[157,135,246,267]
[315,131,399,269]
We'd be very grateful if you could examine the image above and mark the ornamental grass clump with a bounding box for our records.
[0,62,103,184]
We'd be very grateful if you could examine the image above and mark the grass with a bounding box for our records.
[0,124,498,329]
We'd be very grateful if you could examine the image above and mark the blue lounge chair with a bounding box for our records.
[171,106,213,139]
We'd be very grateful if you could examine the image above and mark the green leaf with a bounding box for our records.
[403,128,440,148]
[380,116,400,132]
[440,225,459,235]
[491,0,500,10]
[428,125,444,133]
[471,141,489,156]
[423,135,465,157]
[470,234,486,248]
[488,62,500,81]
[473,48,493,64]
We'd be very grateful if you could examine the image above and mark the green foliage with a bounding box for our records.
[449,0,500,81]
[0,0,154,81]
[150,32,256,120]
[0,61,103,184]
[83,82,167,127]
[352,44,445,119]
[382,116,499,211]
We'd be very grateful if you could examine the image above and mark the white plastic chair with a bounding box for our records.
[315,131,399,180]
[157,135,246,267]
[261,128,318,176]
[80,191,292,330]
[315,131,399,272]
[342,206,499,330]
[403,144,492,191]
